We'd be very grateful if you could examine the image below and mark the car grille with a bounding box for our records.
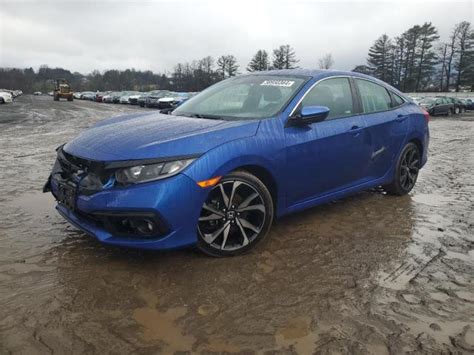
[56,148,112,195]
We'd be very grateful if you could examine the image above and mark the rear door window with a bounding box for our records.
[391,92,405,108]
[355,79,392,113]
[301,77,354,120]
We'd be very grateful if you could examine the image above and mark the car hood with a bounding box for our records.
[63,112,259,161]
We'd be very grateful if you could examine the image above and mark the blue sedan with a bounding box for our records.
[44,70,429,256]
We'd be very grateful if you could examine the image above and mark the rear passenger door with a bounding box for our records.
[354,78,409,180]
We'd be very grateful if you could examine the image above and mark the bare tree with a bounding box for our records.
[217,55,239,79]
[437,43,449,91]
[318,53,334,69]
[272,45,298,69]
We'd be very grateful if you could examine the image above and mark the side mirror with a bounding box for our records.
[288,105,330,126]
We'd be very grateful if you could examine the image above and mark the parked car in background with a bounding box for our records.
[145,90,174,108]
[102,92,118,103]
[460,98,473,110]
[157,92,193,109]
[80,91,96,100]
[11,89,23,98]
[95,91,111,102]
[119,91,140,104]
[138,90,164,107]
[73,92,82,99]
[128,92,144,105]
[33,91,42,95]
[44,69,429,256]
[0,91,13,104]
[419,97,454,116]
[112,92,124,104]
[445,97,464,114]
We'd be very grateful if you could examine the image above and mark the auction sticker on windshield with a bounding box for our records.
[260,80,295,87]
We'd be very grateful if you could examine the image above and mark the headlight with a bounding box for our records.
[115,159,195,184]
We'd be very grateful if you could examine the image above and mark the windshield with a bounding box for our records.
[173,75,307,120]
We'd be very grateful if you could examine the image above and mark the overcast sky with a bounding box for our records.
[0,0,472,74]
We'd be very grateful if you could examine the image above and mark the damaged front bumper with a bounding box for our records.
[44,149,207,250]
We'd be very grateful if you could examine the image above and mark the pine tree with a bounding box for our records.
[454,21,473,91]
[247,50,270,72]
[414,22,439,91]
[367,34,393,83]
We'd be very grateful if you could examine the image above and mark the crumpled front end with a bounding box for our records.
[45,147,207,250]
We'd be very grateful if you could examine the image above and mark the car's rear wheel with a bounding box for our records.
[384,143,420,196]
[197,171,274,257]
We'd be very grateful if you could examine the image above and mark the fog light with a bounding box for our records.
[130,218,156,235]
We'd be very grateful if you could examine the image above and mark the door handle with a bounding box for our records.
[348,125,363,135]
[396,114,409,122]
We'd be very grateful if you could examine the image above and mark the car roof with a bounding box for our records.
[248,69,405,96]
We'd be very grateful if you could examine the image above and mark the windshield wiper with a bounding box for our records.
[188,113,223,120]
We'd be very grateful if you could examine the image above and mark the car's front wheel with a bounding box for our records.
[197,171,274,257]
[384,142,420,196]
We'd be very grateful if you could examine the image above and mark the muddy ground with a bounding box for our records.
[0,95,473,354]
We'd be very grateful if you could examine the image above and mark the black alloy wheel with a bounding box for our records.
[384,143,421,196]
[197,171,274,257]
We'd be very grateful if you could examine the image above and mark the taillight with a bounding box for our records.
[422,109,430,123]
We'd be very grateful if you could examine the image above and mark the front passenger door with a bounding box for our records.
[284,77,372,206]
[435,98,447,115]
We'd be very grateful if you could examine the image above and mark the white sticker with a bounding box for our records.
[260,80,295,87]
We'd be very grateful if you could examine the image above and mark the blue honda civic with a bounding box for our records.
[44,70,429,257]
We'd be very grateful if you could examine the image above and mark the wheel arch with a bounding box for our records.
[234,164,278,213]
[408,137,423,159]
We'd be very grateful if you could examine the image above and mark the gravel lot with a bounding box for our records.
[1,95,473,354]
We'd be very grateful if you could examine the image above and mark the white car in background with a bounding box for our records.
[0,91,13,104]
[128,93,143,105]
[119,91,140,104]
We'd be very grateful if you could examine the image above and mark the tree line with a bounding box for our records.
[0,44,333,94]
[1,21,472,94]
[0,44,302,94]
[353,21,474,92]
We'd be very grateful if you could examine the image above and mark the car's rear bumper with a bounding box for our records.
[50,173,207,250]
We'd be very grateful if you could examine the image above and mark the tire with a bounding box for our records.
[384,142,421,196]
[447,109,453,117]
[67,97,73,102]
[196,170,274,257]
[455,107,460,115]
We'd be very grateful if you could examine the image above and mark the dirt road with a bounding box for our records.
[1,95,473,354]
